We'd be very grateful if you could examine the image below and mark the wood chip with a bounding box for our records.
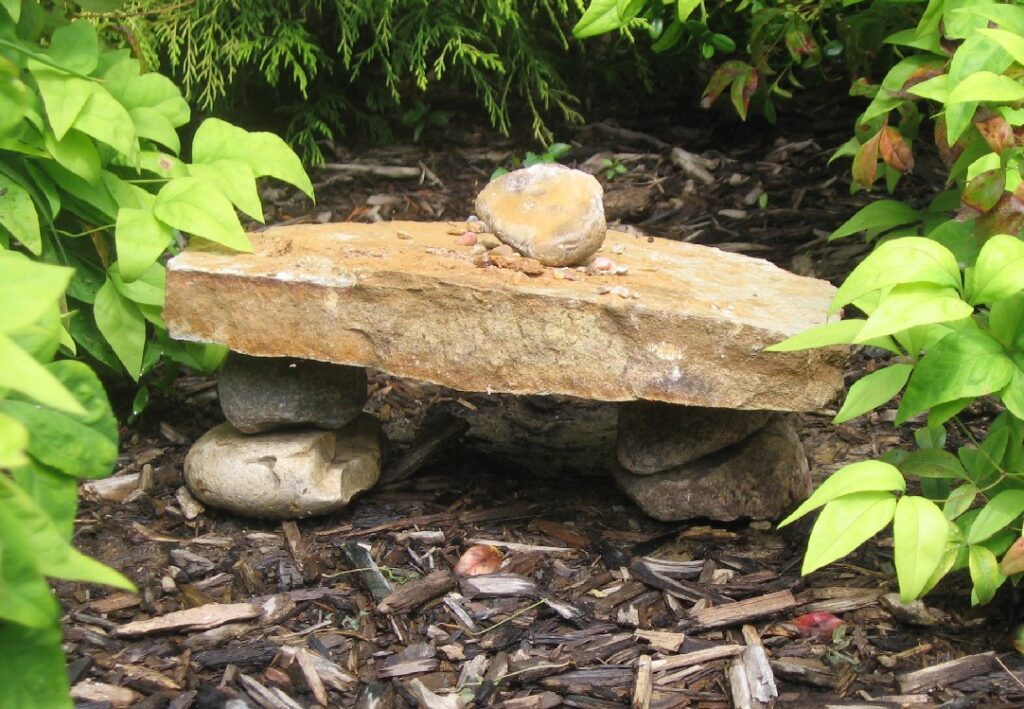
[86,592,141,614]
[898,651,997,693]
[378,570,454,614]
[634,629,686,652]
[81,473,140,502]
[341,541,393,602]
[402,678,465,708]
[469,538,579,554]
[688,590,797,631]
[70,680,143,707]
[238,671,305,709]
[632,654,653,709]
[174,485,205,519]
[650,644,744,673]
[460,573,540,598]
[112,602,263,637]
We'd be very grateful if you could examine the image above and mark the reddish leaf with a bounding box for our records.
[961,169,1006,213]
[974,110,1016,154]
[898,66,946,97]
[852,130,882,188]
[879,126,914,173]
[730,67,759,120]
[453,544,502,576]
[976,189,1024,240]
[1000,537,1024,576]
[701,60,752,109]
[792,611,845,641]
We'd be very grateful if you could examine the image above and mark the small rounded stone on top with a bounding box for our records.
[475,164,606,267]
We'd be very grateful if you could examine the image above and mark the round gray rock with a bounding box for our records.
[219,353,367,434]
[617,402,775,474]
[184,414,382,519]
[613,416,810,522]
[475,164,606,266]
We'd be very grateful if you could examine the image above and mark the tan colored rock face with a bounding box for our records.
[165,221,845,411]
[476,164,606,266]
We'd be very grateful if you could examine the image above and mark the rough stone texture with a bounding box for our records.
[617,401,775,474]
[184,414,382,519]
[612,417,811,521]
[218,352,367,433]
[475,164,606,266]
[164,221,845,412]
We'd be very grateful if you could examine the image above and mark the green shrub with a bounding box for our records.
[1,1,312,384]
[98,0,594,162]
[773,0,1024,606]
[0,250,134,708]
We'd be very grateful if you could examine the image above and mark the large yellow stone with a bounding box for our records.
[164,221,845,411]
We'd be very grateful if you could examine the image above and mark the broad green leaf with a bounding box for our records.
[129,106,179,153]
[969,544,1005,605]
[73,85,139,160]
[0,622,70,709]
[0,173,41,254]
[139,150,188,179]
[967,489,1024,545]
[43,128,100,184]
[894,322,958,358]
[0,518,58,628]
[0,476,134,589]
[766,319,866,352]
[109,261,165,306]
[779,460,905,527]
[187,159,264,222]
[0,65,31,136]
[94,278,146,378]
[1000,537,1024,575]
[803,491,898,574]
[572,0,641,38]
[0,411,28,468]
[27,62,95,139]
[12,463,79,539]
[830,200,919,241]
[926,219,978,266]
[102,172,155,211]
[115,207,173,281]
[976,28,1024,68]
[1,0,20,21]
[191,118,314,198]
[897,330,1014,423]
[67,305,121,372]
[856,284,972,341]
[990,293,1024,349]
[901,448,966,480]
[832,237,961,311]
[40,160,117,219]
[907,74,948,102]
[103,59,189,127]
[153,176,251,251]
[834,363,913,423]
[0,360,117,479]
[0,334,84,414]
[1002,368,1024,420]
[47,21,99,75]
[0,252,72,333]
[945,483,979,520]
[677,0,701,22]
[959,426,1009,488]
[947,71,1024,104]
[971,234,1024,304]
[894,495,949,601]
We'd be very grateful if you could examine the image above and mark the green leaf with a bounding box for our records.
[0,333,85,414]
[967,489,1024,545]
[0,252,72,333]
[572,0,641,38]
[115,207,174,282]
[104,59,190,127]
[779,460,905,527]
[832,237,961,312]
[94,278,146,379]
[1,0,21,21]
[0,517,58,628]
[990,293,1024,349]
[0,360,117,479]
[894,495,950,601]
[1002,368,1024,420]
[0,411,29,468]
[897,330,1014,423]
[47,21,100,75]
[766,319,887,352]
[0,476,134,589]
[12,463,79,540]
[129,106,179,153]
[0,172,41,254]
[27,62,96,140]
[803,491,898,574]
[830,200,919,241]
[187,159,264,222]
[976,28,1024,68]
[73,85,139,160]
[969,544,1005,605]
[856,284,973,341]
[677,0,701,22]
[191,118,313,198]
[42,128,100,185]
[153,176,251,251]
[901,448,966,480]
[0,622,71,709]
[109,261,164,306]
[971,234,1024,304]
[947,71,1024,104]
[907,74,948,102]
[834,363,913,423]
[945,483,979,520]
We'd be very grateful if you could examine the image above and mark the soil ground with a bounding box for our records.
[61,98,1024,708]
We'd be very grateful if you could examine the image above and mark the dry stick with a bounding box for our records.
[995,655,1024,692]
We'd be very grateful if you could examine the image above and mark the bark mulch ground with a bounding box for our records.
[61,108,1024,708]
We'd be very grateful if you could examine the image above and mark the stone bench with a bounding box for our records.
[165,221,844,520]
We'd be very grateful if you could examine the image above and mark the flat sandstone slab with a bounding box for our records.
[165,222,844,410]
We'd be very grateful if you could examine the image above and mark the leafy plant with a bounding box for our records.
[600,156,628,180]
[772,0,1024,605]
[0,250,135,708]
[491,141,572,180]
[1,2,312,385]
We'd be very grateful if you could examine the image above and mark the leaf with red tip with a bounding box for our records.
[852,131,882,188]
[1000,537,1024,576]
[962,170,1006,214]
[974,110,1016,154]
[977,189,1024,240]
[453,544,502,576]
[791,611,845,641]
[701,60,751,109]
[879,126,914,173]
